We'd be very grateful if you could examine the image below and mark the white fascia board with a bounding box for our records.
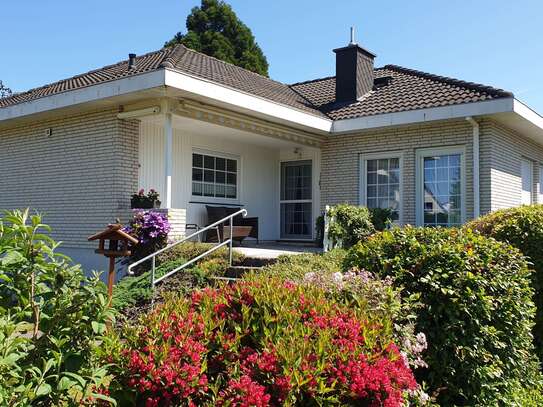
[513,99,543,131]
[331,97,515,134]
[164,69,332,133]
[0,70,166,122]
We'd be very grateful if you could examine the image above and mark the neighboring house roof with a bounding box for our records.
[0,43,514,123]
[290,65,513,120]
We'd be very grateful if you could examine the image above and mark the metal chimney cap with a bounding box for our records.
[349,27,357,46]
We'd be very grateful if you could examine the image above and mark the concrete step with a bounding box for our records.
[225,265,262,279]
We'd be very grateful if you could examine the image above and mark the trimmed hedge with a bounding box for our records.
[466,204,543,363]
[345,226,542,406]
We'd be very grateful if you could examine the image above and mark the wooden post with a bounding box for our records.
[107,256,116,302]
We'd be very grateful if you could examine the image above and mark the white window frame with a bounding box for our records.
[521,158,534,205]
[191,149,241,203]
[539,164,543,204]
[359,151,404,225]
[416,146,467,227]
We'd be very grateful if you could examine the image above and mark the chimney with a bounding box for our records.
[333,28,376,103]
[128,53,137,70]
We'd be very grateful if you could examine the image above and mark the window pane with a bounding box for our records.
[227,159,237,172]
[204,155,215,169]
[422,153,462,226]
[365,157,401,223]
[204,170,214,183]
[227,173,237,186]
[216,171,226,184]
[521,159,533,205]
[192,182,202,196]
[192,168,202,182]
[216,157,226,171]
[193,153,203,168]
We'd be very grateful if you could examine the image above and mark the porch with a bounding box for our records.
[134,99,324,244]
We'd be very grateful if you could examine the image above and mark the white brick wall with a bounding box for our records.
[0,109,139,248]
[481,120,543,211]
[321,119,475,225]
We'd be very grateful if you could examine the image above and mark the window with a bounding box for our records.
[521,159,533,205]
[192,152,238,199]
[540,165,543,203]
[417,147,464,227]
[360,154,402,223]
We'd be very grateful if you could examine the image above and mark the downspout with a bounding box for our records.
[466,117,480,219]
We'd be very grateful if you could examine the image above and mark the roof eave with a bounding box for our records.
[330,97,516,134]
[0,70,167,123]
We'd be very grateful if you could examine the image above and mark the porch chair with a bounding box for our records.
[204,205,259,244]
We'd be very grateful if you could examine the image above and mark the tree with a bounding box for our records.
[0,80,12,98]
[165,0,269,76]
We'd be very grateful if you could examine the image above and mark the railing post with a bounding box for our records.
[151,256,156,291]
[229,216,233,267]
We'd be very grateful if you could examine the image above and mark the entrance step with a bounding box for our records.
[225,265,262,279]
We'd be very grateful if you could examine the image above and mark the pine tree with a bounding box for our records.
[0,80,12,98]
[165,0,269,76]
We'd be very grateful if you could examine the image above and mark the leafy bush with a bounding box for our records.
[0,210,114,405]
[346,226,542,406]
[326,204,375,248]
[113,256,231,315]
[369,207,393,231]
[466,204,543,363]
[105,274,417,406]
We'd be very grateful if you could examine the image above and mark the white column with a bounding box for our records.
[164,113,173,209]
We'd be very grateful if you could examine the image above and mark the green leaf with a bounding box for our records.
[35,382,52,397]
[91,321,106,335]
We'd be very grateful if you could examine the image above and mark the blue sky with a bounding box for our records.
[2,1,543,111]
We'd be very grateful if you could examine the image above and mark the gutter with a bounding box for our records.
[466,116,480,218]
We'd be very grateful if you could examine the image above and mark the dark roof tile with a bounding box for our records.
[1,45,513,123]
[290,65,512,120]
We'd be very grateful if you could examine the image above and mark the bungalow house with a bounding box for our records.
[1,38,543,271]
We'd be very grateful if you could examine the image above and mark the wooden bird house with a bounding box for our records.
[88,224,138,300]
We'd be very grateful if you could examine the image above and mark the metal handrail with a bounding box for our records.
[127,208,247,291]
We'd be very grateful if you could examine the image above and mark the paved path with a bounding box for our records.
[233,242,322,259]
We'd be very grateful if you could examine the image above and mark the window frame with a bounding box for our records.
[191,149,241,203]
[359,151,404,225]
[521,158,534,205]
[416,146,466,227]
[539,164,543,204]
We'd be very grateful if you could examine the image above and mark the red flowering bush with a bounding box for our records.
[104,274,417,406]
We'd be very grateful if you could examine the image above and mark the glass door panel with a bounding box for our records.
[280,160,312,239]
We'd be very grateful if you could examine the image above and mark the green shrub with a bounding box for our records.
[113,255,232,313]
[262,249,346,281]
[345,226,542,406]
[466,204,543,363]
[326,204,375,248]
[369,207,393,231]
[0,210,114,405]
[104,273,418,405]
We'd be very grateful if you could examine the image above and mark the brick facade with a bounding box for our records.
[0,109,139,248]
[321,119,475,225]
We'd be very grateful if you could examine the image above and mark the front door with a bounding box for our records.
[280,160,313,240]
